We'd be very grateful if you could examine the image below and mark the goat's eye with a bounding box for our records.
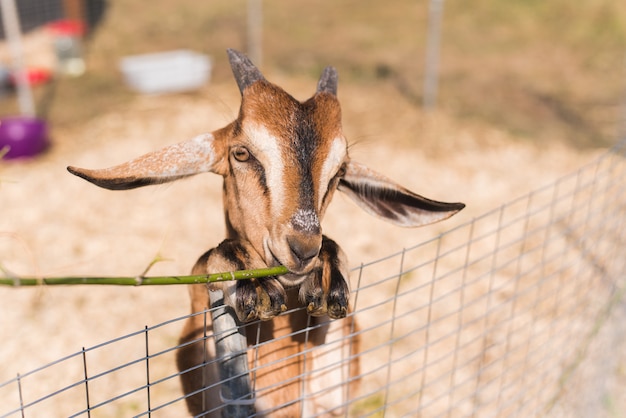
[232,146,250,162]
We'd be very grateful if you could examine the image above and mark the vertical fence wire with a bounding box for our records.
[1,140,626,417]
[80,348,90,418]
[144,326,152,417]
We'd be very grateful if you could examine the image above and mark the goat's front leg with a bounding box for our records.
[299,236,351,319]
[201,239,288,322]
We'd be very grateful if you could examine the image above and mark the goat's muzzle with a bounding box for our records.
[269,231,321,275]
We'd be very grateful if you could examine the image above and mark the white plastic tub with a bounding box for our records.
[119,50,212,94]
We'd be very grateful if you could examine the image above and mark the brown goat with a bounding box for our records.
[68,49,464,416]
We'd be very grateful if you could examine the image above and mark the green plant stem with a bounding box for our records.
[0,266,289,287]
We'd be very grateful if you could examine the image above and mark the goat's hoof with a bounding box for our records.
[236,278,287,322]
[304,286,327,317]
[326,288,349,319]
[306,300,326,317]
[327,303,347,319]
[306,298,347,319]
[302,276,350,318]
[305,294,348,319]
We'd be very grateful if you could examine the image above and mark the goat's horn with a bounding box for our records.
[317,66,338,95]
[227,49,264,93]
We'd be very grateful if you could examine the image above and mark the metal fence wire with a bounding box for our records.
[2,140,626,417]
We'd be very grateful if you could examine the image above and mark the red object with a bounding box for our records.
[27,68,52,85]
[47,19,86,37]
[8,68,53,87]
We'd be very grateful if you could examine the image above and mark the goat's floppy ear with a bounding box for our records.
[338,161,465,227]
[67,133,220,190]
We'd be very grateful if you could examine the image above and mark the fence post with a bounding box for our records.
[423,0,444,110]
[247,0,263,69]
[209,290,255,417]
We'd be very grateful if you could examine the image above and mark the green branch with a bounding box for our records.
[0,265,290,287]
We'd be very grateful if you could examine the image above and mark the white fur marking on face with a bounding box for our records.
[292,208,320,233]
[245,124,285,213]
[318,136,347,205]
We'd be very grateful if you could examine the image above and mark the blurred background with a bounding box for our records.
[1,1,626,416]
[0,0,624,151]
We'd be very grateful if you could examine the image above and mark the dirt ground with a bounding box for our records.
[0,78,608,416]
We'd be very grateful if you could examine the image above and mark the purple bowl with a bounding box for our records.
[0,116,49,159]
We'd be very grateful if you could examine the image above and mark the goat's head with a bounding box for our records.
[68,49,464,276]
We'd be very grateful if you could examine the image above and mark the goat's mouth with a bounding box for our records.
[267,247,282,268]
[287,259,319,276]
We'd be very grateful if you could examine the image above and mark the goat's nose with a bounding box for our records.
[286,234,322,265]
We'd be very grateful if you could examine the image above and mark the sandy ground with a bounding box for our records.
[0,80,609,416]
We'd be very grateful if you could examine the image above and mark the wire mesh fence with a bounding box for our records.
[1,140,626,417]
